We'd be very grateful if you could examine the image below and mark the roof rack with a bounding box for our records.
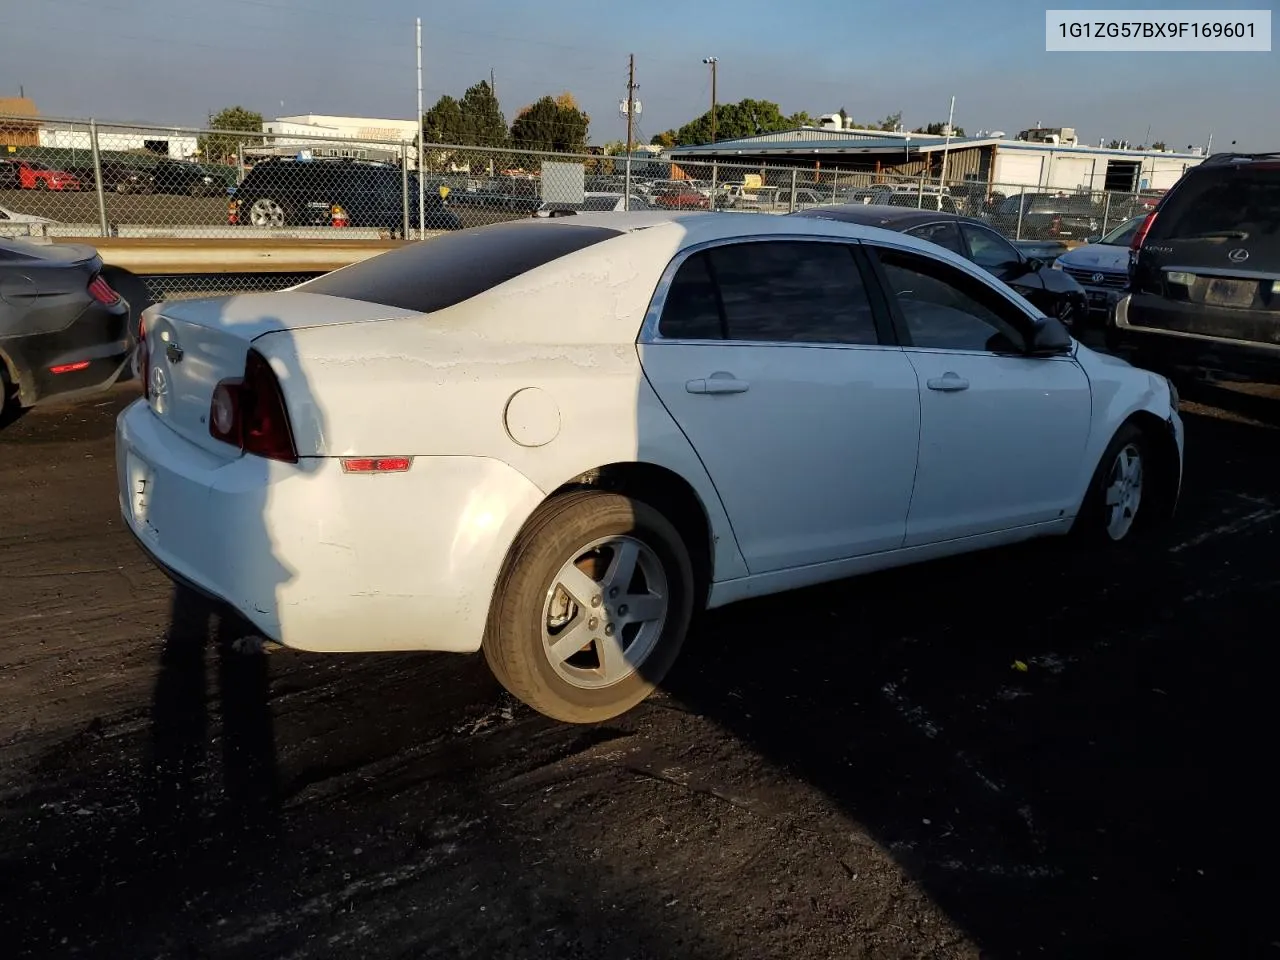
[1201,151,1280,166]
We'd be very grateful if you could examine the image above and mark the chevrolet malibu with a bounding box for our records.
[116,213,1184,723]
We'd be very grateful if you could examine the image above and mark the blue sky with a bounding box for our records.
[0,0,1274,150]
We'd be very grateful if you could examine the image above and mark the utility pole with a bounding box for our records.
[625,54,637,210]
[415,17,425,241]
[702,57,718,142]
[938,95,956,187]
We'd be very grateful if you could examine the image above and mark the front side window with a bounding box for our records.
[706,241,879,345]
[960,223,1022,269]
[873,247,1028,353]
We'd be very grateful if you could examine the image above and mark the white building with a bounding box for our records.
[258,115,420,162]
[38,122,198,159]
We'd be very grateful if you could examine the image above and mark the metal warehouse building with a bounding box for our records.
[667,127,1204,194]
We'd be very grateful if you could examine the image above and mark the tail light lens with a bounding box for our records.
[227,200,239,225]
[208,349,298,463]
[88,273,120,305]
[330,204,348,226]
[1131,211,1158,251]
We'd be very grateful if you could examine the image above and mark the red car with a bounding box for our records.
[0,159,83,191]
[652,187,710,210]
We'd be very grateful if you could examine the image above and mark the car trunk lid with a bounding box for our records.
[141,291,419,457]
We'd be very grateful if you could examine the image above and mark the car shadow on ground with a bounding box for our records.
[660,398,1280,957]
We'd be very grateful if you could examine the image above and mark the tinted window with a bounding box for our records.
[658,252,724,340]
[874,247,1026,353]
[961,223,1021,268]
[707,241,878,345]
[1156,168,1280,240]
[299,220,623,312]
[906,221,964,255]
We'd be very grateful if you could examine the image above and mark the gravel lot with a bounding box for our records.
[1,373,1278,959]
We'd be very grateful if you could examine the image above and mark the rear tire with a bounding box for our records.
[0,363,22,429]
[483,490,695,724]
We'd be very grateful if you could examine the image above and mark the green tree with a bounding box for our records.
[198,105,263,165]
[651,130,678,149]
[672,98,799,145]
[423,94,464,144]
[458,80,507,146]
[509,94,590,154]
[912,121,966,136]
[874,111,903,132]
[1151,141,1167,151]
[787,110,816,128]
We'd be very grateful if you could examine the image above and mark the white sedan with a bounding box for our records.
[116,212,1184,722]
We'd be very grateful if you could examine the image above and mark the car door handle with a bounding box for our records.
[686,373,750,395]
[926,373,970,392]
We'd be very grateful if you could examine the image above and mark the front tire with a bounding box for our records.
[483,490,695,723]
[1074,422,1154,545]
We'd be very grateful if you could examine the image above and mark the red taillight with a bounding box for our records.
[138,317,151,399]
[88,274,120,305]
[227,201,239,225]
[340,457,413,474]
[50,360,91,374]
[330,204,349,228]
[209,349,298,463]
[1131,211,1158,251]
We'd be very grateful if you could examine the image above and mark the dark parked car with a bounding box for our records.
[1114,152,1280,382]
[65,159,156,194]
[228,158,461,234]
[0,238,131,423]
[789,204,1090,325]
[149,159,225,196]
[986,192,1105,240]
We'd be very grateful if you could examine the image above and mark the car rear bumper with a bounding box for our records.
[115,399,546,654]
[1112,294,1280,382]
[6,299,133,407]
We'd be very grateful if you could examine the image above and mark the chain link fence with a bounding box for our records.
[3,114,1165,249]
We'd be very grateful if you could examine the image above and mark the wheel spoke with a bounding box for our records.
[603,540,640,594]
[546,617,595,665]
[621,594,665,625]
[1105,484,1125,506]
[596,632,629,683]
[556,562,602,609]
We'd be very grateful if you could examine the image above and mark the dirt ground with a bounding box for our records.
[1,377,1278,959]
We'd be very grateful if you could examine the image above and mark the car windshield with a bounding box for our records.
[1097,217,1144,245]
[1157,167,1280,239]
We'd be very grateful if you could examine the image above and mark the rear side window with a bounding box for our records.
[298,220,623,313]
[658,240,880,346]
[1155,168,1280,240]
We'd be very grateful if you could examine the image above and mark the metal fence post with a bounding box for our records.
[624,154,633,211]
[710,161,718,211]
[789,169,798,213]
[916,173,925,209]
[1101,191,1111,235]
[89,119,108,237]
[237,142,245,185]
[401,142,410,239]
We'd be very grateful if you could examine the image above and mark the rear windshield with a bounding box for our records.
[297,219,624,313]
[1156,167,1280,240]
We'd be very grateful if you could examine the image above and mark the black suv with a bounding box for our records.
[229,158,461,235]
[1114,153,1280,382]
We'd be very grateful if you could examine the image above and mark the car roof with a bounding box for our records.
[786,204,983,231]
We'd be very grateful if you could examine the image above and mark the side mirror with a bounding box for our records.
[1026,316,1074,356]
[1025,256,1045,273]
